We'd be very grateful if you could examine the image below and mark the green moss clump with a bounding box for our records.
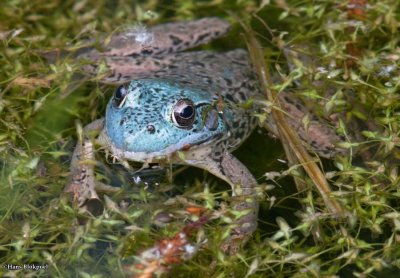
[1,0,400,276]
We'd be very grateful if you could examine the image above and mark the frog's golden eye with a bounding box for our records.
[172,99,195,128]
[113,85,128,108]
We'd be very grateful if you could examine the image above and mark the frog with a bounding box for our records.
[66,17,346,253]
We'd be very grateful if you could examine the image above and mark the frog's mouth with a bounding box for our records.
[108,133,223,163]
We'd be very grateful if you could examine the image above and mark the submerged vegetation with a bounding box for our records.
[1,0,400,276]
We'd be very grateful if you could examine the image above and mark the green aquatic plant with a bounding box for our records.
[1,0,400,277]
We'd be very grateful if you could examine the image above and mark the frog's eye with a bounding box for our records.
[172,99,195,128]
[113,85,128,108]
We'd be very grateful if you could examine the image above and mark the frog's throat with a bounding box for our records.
[106,133,224,164]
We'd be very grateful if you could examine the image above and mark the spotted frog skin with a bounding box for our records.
[67,17,344,251]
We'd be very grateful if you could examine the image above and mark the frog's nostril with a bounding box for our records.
[147,125,156,134]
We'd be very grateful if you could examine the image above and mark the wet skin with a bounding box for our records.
[67,18,344,252]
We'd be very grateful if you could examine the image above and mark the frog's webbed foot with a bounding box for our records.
[218,152,259,255]
[184,149,259,254]
[67,118,107,216]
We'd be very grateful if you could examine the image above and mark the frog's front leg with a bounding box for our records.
[184,148,258,254]
[67,118,106,215]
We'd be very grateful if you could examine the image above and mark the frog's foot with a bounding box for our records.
[184,149,259,254]
[67,156,122,216]
[67,163,104,216]
[221,233,251,256]
[221,196,258,255]
[219,184,259,254]
[66,118,107,216]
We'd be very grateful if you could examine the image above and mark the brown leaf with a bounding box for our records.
[12,76,51,88]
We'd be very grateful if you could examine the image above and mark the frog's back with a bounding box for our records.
[102,49,261,98]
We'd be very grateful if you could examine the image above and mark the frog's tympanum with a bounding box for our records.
[67,18,344,253]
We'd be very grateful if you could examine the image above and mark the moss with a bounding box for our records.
[1,0,400,276]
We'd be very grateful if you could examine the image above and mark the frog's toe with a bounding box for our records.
[221,233,251,255]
